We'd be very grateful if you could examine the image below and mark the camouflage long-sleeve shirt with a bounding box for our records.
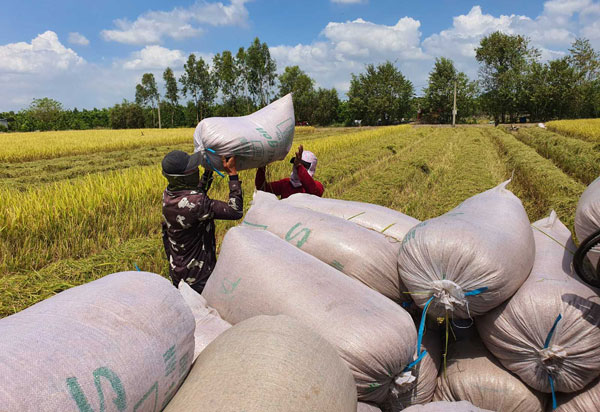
[161,174,243,292]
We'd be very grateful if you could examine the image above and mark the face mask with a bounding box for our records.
[164,169,200,191]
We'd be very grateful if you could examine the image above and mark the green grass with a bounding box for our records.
[512,127,600,185]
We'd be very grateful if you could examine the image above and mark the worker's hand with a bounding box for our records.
[293,145,304,168]
[222,156,237,176]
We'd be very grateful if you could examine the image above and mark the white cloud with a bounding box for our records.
[68,32,90,46]
[101,0,249,45]
[121,45,188,70]
[0,31,84,74]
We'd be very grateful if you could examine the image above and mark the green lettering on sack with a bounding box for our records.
[163,345,177,377]
[66,367,127,412]
[242,220,268,230]
[256,127,273,140]
[402,221,428,246]
[133,382,158,412]
[221,277,242,295]
[285,222,311,248]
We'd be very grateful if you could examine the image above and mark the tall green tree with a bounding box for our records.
[245,37,277,107]
[311,88,340,126]
[422,57,478,123]
[234,47,253,114]
[163,67,179,127]
[475,31,539,123]
[26,98,63,130]
[347,61,414,125]
[278,66,315,123]
[568,38,600,118]
[135,73,161,128]
[180,54,215,123]
[213,50,240,116]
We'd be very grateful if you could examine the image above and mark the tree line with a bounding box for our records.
[1,33,599,132]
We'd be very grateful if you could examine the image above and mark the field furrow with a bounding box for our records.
[512,127,600,185]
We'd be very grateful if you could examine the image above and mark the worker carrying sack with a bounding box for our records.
[434,329,547,412]
[178,280,231,361]
[164,315,357,412]
[283,193,420,242]
[202,226,418,406]
[0,272,195,412]
[477,212,600,399]
[244,191,409,303]
[398,180,535,319]
[193,94,294,172]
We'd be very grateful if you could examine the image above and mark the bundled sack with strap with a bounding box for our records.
[477,212,600,396]
[434,328,547,412]
[164,315,357,412]
[0,272,194,412]
[398,180,535,319]
[193,94,294,172]
[403,401,493,412]
[202,226,418,406]
[556,375,600,412]
[283,193,420,241]
[243,191,408,303]
[178,280,231,361]
[392,325,441,409]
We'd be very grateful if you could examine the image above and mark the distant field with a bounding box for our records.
[1,123,597,317]
[546,118,600,142]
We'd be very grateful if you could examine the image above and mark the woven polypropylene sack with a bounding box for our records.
[244,191,408,303]
[402,401,493,412]
[398,180,535,319]
[202,226,417,405]
[0,271,195,412]
[556,376,600,412]
[193,94,294,171]
[477,212,600,393]
[178,280,231,361]
[358,402,382,412]
[164,314,357,412]
[394,327,441,409]
[433,331,547,412]
[575,176,600,243]
[283,193,420,242]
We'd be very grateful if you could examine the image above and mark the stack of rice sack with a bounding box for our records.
[575,176,600,270]
[283,193,420,241]
[164,315,357,411]
[244,191,409,303]
[201,226,418,409]
[434,328,547,411]
[0,272,195,411]
[477,212,600,404]
[397,180,535,320]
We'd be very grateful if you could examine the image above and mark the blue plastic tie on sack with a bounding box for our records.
[205,148,225,178]
[134,263,140,271]
[544,314,562,410]
[417,296,435,355]
[544,313,562,349]
[403,350,428,372]
[464,286,489,296]
[549,375,557,410]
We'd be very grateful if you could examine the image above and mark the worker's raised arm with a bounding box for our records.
[255,166,286,196]
[207,156,243,220]
[297,164,324,196]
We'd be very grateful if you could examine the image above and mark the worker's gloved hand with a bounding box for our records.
[293,145,304,168]
[222,156,237,176]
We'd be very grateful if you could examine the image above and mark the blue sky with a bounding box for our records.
[1,0,599,111]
